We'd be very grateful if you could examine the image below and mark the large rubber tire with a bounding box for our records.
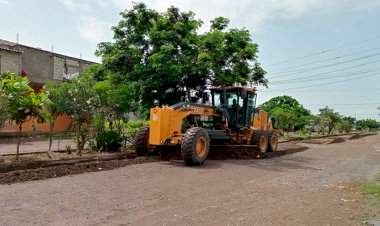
[134,126,150,156]
[181,127,210,166]
[267,132,278,152]
[252,132,268,153]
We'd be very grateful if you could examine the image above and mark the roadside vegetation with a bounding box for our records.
[260,95,379,136]
[361,174,380,200]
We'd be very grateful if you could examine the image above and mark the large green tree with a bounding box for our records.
[96,3,266,111]
[260,95,311,130]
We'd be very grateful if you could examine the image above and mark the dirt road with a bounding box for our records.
[0,134,379,225]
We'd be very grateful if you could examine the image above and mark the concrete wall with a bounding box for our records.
[20,46,94,85]
[1,115,72,133]
[0,49,22,75]
[21,47,55,84]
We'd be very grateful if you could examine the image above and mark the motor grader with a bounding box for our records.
[135,86,278,166]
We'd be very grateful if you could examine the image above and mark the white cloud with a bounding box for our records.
[0,0,10,5]
[109,0,380,32]
[58,0,114,11]
[58,0,93,11]
[77,15,110,43]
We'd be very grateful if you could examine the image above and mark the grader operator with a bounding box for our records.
[135,86,278,166]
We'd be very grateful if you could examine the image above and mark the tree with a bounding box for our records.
[342,116,356,125]
[271,108,296,133]
[96,3,267,112]
[334,116,356,134]
[356,119,380,131]
[260,95,311,130]
[60,75,100,155]
[318,106,341,134]
[198,17,267,87]
[97,3,203,110]
[0,88,9,128]
[42,83,69,155]
[336,120,353,133]
[0,72,51,159]
[319,116,332,134]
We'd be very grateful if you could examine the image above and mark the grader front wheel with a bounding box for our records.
[181,127,210,166]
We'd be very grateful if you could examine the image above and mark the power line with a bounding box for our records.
[304,103,380,106]
[270,68,380,85]
[260,72,378,92]
[268,52,380,77]
[268,47,380,73]
[266,35,380,67]
[256,88,380,92]
[267,59,380,84]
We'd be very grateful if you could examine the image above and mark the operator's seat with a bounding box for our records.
[228,106,237,128]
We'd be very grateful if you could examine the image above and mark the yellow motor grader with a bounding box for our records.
[135,86,278,165]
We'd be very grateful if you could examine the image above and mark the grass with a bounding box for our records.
[361,174,380,199]
[278,132,323,141]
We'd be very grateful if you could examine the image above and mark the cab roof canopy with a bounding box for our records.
[210,86,256,93]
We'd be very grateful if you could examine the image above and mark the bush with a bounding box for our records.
[96,130,123,152]
[124,120,149,144]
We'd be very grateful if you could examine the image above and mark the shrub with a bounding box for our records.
[96,130,123,152]
[124,120,149,144]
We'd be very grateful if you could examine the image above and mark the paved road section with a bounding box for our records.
[0,134,379,225]
[0,139,75,154]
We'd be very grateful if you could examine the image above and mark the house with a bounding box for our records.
[0,38,97,133]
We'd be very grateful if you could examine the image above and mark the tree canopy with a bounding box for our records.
[96,2,266,110]
[318,106,341,134]
[356,118,380,130]
[260,95,311,131]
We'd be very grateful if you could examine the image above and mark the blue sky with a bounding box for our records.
[1,0,379,120]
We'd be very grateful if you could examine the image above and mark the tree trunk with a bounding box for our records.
[48,119,55,152]
[47,119,59,160]
[16,122,23,160]
[76,123,82,156]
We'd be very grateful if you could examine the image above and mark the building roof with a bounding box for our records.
[0,38,22,53]
[210,86,257,93]
[0,38,97,64]
[0,39,18,46]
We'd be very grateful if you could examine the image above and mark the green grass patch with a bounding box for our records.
[361,174,380,199]
[361,183,380,197]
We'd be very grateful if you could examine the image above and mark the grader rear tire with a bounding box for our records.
[267,132,278,152]
[181,127,210,166]
[134,126,150,156]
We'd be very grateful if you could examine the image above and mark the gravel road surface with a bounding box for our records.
[0,133,379,225]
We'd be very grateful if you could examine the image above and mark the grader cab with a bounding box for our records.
[135,86,278,166]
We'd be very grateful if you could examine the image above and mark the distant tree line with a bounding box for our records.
[260,95,380,134]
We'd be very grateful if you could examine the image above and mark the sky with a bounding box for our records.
[0,0,380,120]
